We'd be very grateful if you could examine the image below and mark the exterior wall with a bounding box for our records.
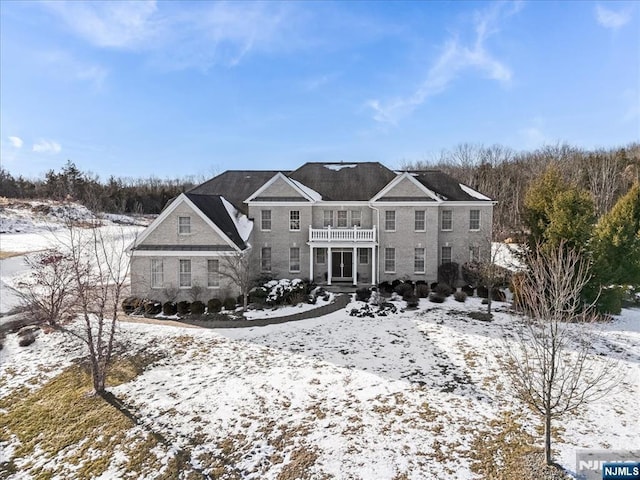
[380,178,433,198]
[131,255,239,303]
[376,205,440,283]
[258,176,305,198]
[437,205,493,267]
[141,201,230,246]
[310,205,373,228]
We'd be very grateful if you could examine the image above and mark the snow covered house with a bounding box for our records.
[129,162,494,301]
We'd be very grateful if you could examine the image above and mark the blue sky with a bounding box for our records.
[1,1,638,180]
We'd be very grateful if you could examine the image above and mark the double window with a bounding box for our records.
[261,247,272,272]
[441,210,452,231]
[261,210,271,231]
[178,216,191,234]
[469,210,480,230]
[415,210,426,231]
[384,248,395,273]
[151,259,163,288]
[207,259,220,288]
[289,211,300,231]
[289,247,300,272]
[385,210,396,231]
[179,259,191,288]
[414,248,425,273]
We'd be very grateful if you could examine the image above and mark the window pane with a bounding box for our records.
[179,259,191,287]
[316,249,326,264]
[261,247,271,272]
[359,249,369,264]
[415,211,425,231]
[207,259,219,288]
[337,211,348,227]
[151,259,163,288]
[441,246,452,264]
[261,210,271,230]
[414,248,425,272]
[178,216,191,234]
[323,210,333,227]
[289,211,300,230]
[469,210,480,230]
[441,210,452,230]
[385,211,396,231]
[351,210,361,227]
[290,247,300,272]
[384,248,395,272]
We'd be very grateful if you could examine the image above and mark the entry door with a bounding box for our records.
[332,251,353,279]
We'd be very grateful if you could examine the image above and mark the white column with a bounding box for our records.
[352,247,357,286]
[309,246,314,283]
[327,246,332,285]
[371,246,376,285]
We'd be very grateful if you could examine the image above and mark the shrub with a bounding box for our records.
[415,283,430,298]
[453,291,467,303]
[429,293,446,303]
[394,282,414,297]
[391,279,402,289]
[122,296,143,314]
[434,283,453,296]
[191,300,206,316]
[461,262,481,287]
[378,281,393,296]
[596,287,623,315]
[461,285,474,296]
[288,292,307,306]
[356,287,371,302]
[162,301,177,316]
[177,301,191,316]
[207,298,222,313]
[222,297,237,311]
[249,288,268,305]
[18,332,36,347]
[144,301,162,315]
[430,282,439,290]
[477,286,489,298]
[469,311,493,322]
[260,279,307,306]
[438,262,459,287]
[404,294,419,309]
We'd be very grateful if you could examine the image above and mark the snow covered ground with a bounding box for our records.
[1,298,638,479]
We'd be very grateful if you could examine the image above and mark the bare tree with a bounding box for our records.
[16,220,133,395]
[504,242,619,465]
[586,151,620,216]
[218,250,255,311]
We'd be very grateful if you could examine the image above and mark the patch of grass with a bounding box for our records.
[277,447,320,480]
[0,354,170,479]
[0,251,25,259]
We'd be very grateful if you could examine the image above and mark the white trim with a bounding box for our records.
[129,193,243,253]
[244,172,317,203]
[440,201,497,207]
[371,172,443,202]
[131,250,245,257]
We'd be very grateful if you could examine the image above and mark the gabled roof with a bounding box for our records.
[185,193,249,250]
[245,172,320,203]
[371,172,443,203]
[408,171,493,202]
[288,162,397,201]
[188,170,284,213]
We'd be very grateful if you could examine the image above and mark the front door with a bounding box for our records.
[331,251,353,279]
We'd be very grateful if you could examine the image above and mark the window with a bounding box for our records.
[359,249,369,264]
[469,210,480,230]
[351,210,361,227]
[415,210,426,231]
[441,210,452,231]
[261,247,272,272]
[178,216,191,234]
[289,247,300,272]
[289,211,300,231]
[151,259,163,288]
[316,249,326,264]
[385,210,396,231]
[207,259,220,288]
[337,211,348,228]
[414,248,426,273]
[441,246,452,265]
[384,248,395,273]
[179,259,191,288]
[469,246,481,263]
[261,210,271,231]
[323,210,333,227]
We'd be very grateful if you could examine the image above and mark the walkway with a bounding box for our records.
[122,294,352,329]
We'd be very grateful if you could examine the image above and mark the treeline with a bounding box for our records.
[0,161,205,214]
[402,142,640,238]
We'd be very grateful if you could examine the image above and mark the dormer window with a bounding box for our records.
[178,216,191,234]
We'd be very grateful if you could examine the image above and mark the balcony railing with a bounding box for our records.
[309,226,376,243]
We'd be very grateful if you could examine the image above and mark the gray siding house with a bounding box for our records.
[129,162,494,301]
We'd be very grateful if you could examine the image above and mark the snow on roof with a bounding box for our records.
[288,178,322,201]
[323,164,357,171]
[459,183,491,201]
[221,197,253,242]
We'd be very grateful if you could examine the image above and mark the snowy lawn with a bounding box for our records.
[1,297,638,479]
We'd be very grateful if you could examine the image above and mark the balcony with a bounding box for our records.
[309,226,376,243]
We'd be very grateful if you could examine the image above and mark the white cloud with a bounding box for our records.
[367,2,522,124]
[8,136,23,148]
[595,5,632,29]
[32,139,62,154]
